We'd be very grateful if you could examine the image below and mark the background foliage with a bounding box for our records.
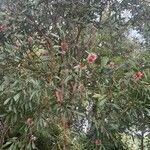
[0,0,150,149]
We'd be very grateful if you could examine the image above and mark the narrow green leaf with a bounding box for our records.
[4,98,11,105]
[98,99,107,107]
[101,57,109,68]
[13,93,20,101]
[2,141,12,148]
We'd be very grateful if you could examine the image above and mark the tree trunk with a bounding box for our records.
[141,131,144,150]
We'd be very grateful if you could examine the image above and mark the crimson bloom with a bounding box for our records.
[95,139,101,145]
[79,63,87,69]
[27,36,33,44]
[106,61,115,69]
[132,71,143,81]
[61,42,68,51]
[55,89,63,103]
[87,53,97,64]
[26,118,34,127]
[0,24,7,32]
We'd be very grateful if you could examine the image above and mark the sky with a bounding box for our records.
[121,9,145,43]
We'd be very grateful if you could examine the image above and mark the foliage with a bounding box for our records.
[0,0,150,150]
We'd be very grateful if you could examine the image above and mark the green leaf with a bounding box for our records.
[145,108,150,117]
[73,110,85,117]
[50,33,60,39]
[4,98,11,105]
[30,91,36,100]
[98,99,107,107]
[93,94,107,100]
[8,143,14,150]
[101,57,109,68]
[93,94,101,98]
[64,75,72,85]
[13,93,20,101]
[0,114,6,117]
[27,142,32,150]
[111,104,121,110]
[2,141,12,148]
[32,141,36,149]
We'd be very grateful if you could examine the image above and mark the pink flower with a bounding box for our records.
[106,61,115,69]
[61,42,68,51]
[40,50,49,56]
[61,50,66,55]
[79,63,86,69]
[26,118,34,127]
[27,36,33,44]
[15,39,21,47]
[55,89,63,103]
[95,139,101,145]
[87,53,97,64]
[0,24,7,32]
[132,71,143,81]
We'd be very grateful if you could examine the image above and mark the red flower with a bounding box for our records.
[61,42,68,51]
[80,64,85,68]
[40,50,49,56]
[106,61,115,69]
[87,53,97,64]
[79,63,86,69]
[26,118,34,127]
[27,36,33,44]
[0,24,7,32]
[55,89,63,103]
[64,121,72,129]
[61,50,66,55]
[95,139,101,145]
[132,71,143,81]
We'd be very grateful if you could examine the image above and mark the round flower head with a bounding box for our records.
[61,42,68,51]
[27,36,33,44]
[132,71,143,81]
[87,53,97,63]
[95,139,101,145]
[26,118,34,127]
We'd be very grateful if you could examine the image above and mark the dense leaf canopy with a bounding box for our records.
[0,0,150,150]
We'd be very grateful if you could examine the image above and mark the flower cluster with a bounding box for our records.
[106,61,115,69]
[27,36,33,44]
[132,71,143,81]
[0,24,7,32]
[55,89,63,103]
[87,53,97,63]
[95,139,101,145]
[61,42,68,54]
[26,118,34,127]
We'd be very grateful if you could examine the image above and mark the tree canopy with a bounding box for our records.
[0,0,150,150]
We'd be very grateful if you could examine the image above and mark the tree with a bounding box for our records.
[0,0,149,149]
